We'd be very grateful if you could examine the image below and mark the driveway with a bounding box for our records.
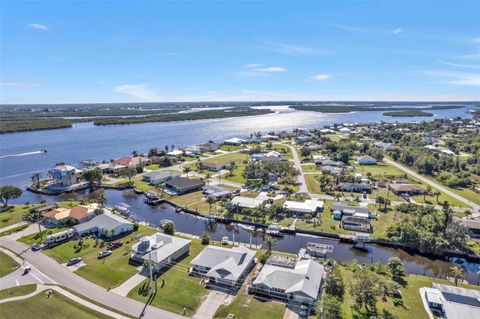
[0,237,188,319]
[194,290,229,319]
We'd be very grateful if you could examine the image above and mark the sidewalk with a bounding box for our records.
[110,267,146,296]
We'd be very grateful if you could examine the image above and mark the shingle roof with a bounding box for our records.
[73,212,132,233]
[133,233,190,264]
[165,178,205,189]
[191,245,255,281]
[253,259,324,300]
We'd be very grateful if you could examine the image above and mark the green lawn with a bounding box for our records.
[305,174,322,194]
[0,289,112,319]
[450,188,480,206]
[219,145,244,151]
[337,266,480,319]
[0,223,29,237]
[411,184,469,208]
[371,210,407,239]
[0,205,33,229]
[40,226,156,289]
[214,287,286,319]
[127,238,208,317]
[301,164,320,173]
[0,284,36,300]
[351,162,405,177]
[0,250,20,277]
[203,152,249,164]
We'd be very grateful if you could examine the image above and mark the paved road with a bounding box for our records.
[384,158,480,215]
[0,237,188,319]
[281,144,309,193]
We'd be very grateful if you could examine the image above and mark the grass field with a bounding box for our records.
[337,266,480,319]
[450,187,480,205]
[169,191,213,213]
[127,238,208,317]
[0,223,29,237]
[39,225,156,289]
[305,174,322,194]
[0,250,20,277]
[214,288,286,319]
[0,205,33,229]
[411,184,469,208]
[351,162,406,177]
[0,284,36,300]
[301,164,320,173]
[0,289,112,319]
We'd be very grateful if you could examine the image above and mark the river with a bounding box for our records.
[0,105,474,193]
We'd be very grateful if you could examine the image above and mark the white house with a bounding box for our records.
[131,233,191,271]
[230,196,266,210]
[73,211,134,238]
[356,155,377,165]
[224,137,246,146]
[51,164,83,187]
[250,256,324,308]
[283,200,324,216]
[143,171,180,185]
[339,127,352,134]
[191,245,256,288]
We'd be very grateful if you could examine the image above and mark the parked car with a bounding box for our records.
[98,250,112,259]
[32,243,43,251]
[23,265,31,274]
[67,257,82,266]
[107,241,123,250]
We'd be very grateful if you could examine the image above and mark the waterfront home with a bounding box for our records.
[42,207,71,226]
[229,196,266,211]
[421,283,480,319]
[199,142,220,152]
[250,255,324,309]
[331,204,371,220]
[388,183,426,195]
[374,142,394,151]
[33,204,58,215]
[457,218,480,238]
[339,127,352,134]
[68,204,98,223]
[341,216,372,232]
[223,137,246,146]
[143,171,180,185]
[355,155,377,165]
[337,182,371,193]
[183,145,202,156]
[51,164,83,187]
[41,203,98,226]
[73,211,134,238]
[203,185,232,201]
[190,245,255,288]
[203,162,226,172]
[113,156,150,168]
[167,150,183,157]
[283,200,324,217]
[131,233,191,271]
[165,177,205,195]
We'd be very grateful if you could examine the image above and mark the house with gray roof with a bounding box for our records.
[421,283,480,319]
[73,211,134,238]
[165,177,205,194]
[131,233,190,271]
[203,185,232,201]
[250,255,324,308]
[143,171,180,185]
[190,245,255,288]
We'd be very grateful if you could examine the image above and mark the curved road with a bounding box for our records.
[384,158,480,215]
[0,237,187,319]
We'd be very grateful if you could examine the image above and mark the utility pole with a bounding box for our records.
[149,254,156,294]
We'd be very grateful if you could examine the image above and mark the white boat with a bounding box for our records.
[221,236,229,245]
[266,224,283,237]
[238,224,256,232]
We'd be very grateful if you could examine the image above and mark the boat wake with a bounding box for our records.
[0,150,47,159]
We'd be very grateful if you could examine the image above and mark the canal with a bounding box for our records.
[15,188,480,284]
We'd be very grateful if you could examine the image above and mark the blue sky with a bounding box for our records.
[1,1,479,103]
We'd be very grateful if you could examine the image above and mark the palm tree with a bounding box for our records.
[449,265,464,286]
[205,172,212,185]
[183,167,191,178]
[433,190,441,203]
[264,235,276,257]
[97,192,107,208]
[31,172,41,189]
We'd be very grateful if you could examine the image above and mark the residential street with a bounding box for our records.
[0,237,188,319]
[384,158,480,215]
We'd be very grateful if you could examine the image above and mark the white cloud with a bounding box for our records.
[471,37,480,44]
[311,74,332,81]
[238,64,287,76]
[0,82,41,88]
[113,84,160,101]
[27,23,48,30]
[437,60,480,69]
[259,41,328,56]
[422,71,480,86]
[392,28,403,34]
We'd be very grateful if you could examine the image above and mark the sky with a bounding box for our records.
[1,0,479,104]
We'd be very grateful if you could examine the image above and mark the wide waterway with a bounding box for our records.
[0,105,474,193]
[11,188,480,284]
